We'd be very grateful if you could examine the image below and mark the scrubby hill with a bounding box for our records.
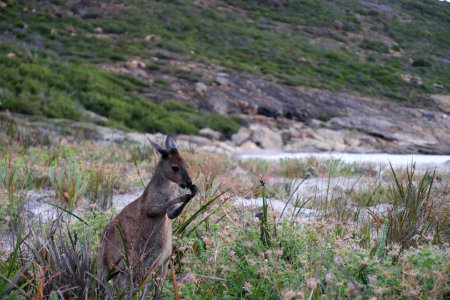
[0,0,449,137]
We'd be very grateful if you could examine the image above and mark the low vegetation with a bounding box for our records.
[0,120,449,299]
[0,47,240,136]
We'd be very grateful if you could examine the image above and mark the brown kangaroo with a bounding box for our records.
[100,135,197,286]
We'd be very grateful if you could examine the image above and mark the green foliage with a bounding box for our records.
[0,53,239,136]
[359,39,390,53]
[412,58,432,68]
[318,113,333,122]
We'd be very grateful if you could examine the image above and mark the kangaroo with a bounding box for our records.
[100,135,197,287]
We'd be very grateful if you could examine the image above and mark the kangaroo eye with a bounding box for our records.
[172,166,179,172]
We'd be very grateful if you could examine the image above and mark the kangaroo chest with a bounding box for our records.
[133,214,172,267]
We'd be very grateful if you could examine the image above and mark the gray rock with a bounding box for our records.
[195,82,208,95]
[250,125,283,149]
[240,140,260,151]
[127,59,146,70]
[125,132,150,145]
[177,135,212,147]
[215,73,230,86]
[281,127,300,143]
[430,94,450,113]
[231,127,252,146]
[199,128,223,141]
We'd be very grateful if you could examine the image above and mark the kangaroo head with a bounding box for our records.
[149,135,192,188]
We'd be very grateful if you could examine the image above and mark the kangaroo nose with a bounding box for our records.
[186,180,192,187]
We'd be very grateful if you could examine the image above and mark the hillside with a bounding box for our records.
[0,0,449,149]
[1,2,450,298]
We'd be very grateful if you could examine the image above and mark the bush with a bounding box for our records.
[412,58,432,67]
[386,163,445,259]
[359,39,390,53]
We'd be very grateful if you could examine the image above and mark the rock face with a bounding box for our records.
[91,58,450,154]
[193,72,450,153]
[430,95,450,113]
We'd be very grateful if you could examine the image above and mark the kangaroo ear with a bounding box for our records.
[165,134,177,150]
[148,137,167,158]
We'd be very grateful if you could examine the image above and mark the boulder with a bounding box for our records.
[195,82,208,95]
[240,140,260,151]
[401,73,422,86]
[281,127,300,143]
[249,125,283,149]
[430,95,450,113]
[94,27,103,34]
[125,132,148,145]
[127,59,146,70]
[144,34,158,41]
[177,135,212,147]
[333,20,343,32]
[231,127,252,146]
[199,128,223,141]
[215,73,230,86]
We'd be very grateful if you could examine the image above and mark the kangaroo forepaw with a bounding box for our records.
[189,184,198,197]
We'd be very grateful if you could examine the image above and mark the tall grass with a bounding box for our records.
[49,160,87,209]
[387,163,438,257]
[87,164,119,210]
[0,157,30,231]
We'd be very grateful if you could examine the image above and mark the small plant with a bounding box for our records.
[0,157,30,230]
[49,160,87,209]
[387,163,436,256]
[259,179,271,246]
[375,218,388,258]
[30,229,109,299]
[87,164,119,210]
[318,113,333,122]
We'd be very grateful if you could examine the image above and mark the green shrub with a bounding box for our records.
[0,54,239,136]
[359,39,390,53]
[412,58,432,67]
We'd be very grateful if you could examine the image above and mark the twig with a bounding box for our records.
[196,274,226,282]
[133,159,145,189]
[169,259,179,300]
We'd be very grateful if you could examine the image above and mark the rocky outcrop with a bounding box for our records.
[430,95,450,113]
[99,56,449,153]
